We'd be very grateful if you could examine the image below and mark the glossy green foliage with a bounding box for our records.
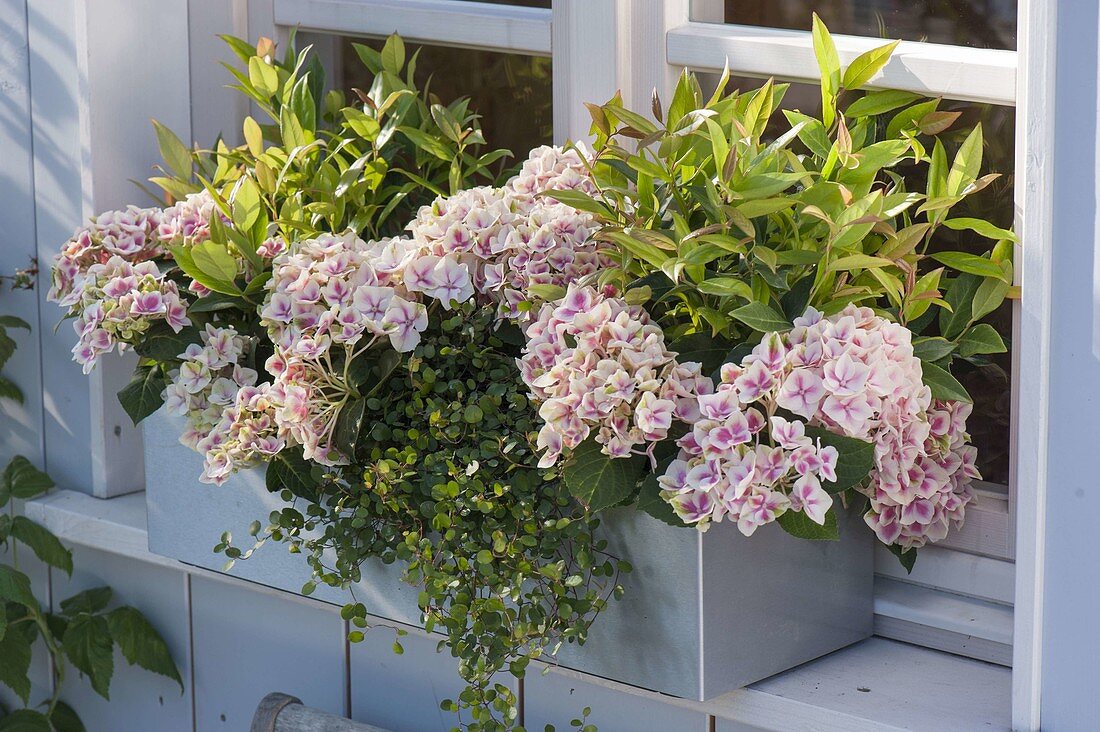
[566,18,1011,401]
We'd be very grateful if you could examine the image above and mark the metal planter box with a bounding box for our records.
[144,410,873,700]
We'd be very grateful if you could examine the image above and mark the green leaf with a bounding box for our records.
[804,427,875,492]
[59,587,113,617]
[247,56,278,97]
[695,276,753,300]
[106,606,183,691]
[0,620,35,704]
[845,89,920,118]
[562,438,645,512]
[669,333,733,374]
[777,507,839,540]
[3,456,54,500]
[729,302,791,333]
[841,40,899,90]
[912,336,956,363]
[0,316,31,331]
[887,543,917,572]
[265,447,317,503]
[191,241,240,284]
[971,273,1011,322]
[929,251,1011,282]
[10,517,72,575]
[938,273,982,339]
[956,323,1007,358]
[0,709,51,731]
[62,614,114,700]
[332,398,366,459]
[117,365,167,427]
[0,565,38,609]
[170,245,240,296]
[151,120,191,180]
[48,702,86,732]
[921,362,972,403]
[132,322,202,362]
[946,124,983,197]
[0,377,24,405]
[811,14,841,128]
[636,472,686,528]
[230,177,263,231]
[941,217,1017,243]
[828,254,896,272]
[380,34,406,73]
[242,116,264,157]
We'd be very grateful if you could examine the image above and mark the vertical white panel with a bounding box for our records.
[627,0,691,110]
[551,0,628,143]
[28,0,191,497]
[189,0,250,148]
[524,666,710,732]
[1012,0,1055,728]
[190,575,346,730]
[52,546,193,732]
[26,0,93,493]
[0,0,44,468]
[1033,0,1100,728]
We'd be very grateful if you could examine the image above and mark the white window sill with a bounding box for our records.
[24,489,1011,731]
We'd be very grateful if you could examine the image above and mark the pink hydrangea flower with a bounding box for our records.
[49,206,165,305]
[164,325,258,455]
[59,257,190,373]
[407,147,611,320]
[519,284,710,468]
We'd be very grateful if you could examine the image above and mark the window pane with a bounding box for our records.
[455,0,549,6]
[695,1,1017,50]
[334,37,553,157]
[701,74,1014,484]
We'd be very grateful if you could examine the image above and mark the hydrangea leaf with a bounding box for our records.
[117,365,167,427]
[777,506,839,541]
[562,439,644,513]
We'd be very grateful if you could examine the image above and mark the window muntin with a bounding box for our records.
[693,0,1017,50]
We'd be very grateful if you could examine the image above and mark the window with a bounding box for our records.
[197,0,1022,682]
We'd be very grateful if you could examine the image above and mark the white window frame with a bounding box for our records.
[185,0,1055,728]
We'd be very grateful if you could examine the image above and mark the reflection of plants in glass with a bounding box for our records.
[339,39,553,164]
[0,317,182,729]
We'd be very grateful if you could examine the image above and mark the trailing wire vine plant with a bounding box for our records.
[223,303,625,731]
[0,315,182,731]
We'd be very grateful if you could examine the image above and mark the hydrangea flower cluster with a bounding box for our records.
[707,305,977,547]
[864,399,978,549]
[49,206,165,304]
[408,147,609,320]
[198,382,285,484]
[507,144,599,201]
[162,324,258,450]
[63,257,190,373]
[261,231,438,358]
[657,385,841,535]
[519,285,710,468]
[157,190,220,247]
